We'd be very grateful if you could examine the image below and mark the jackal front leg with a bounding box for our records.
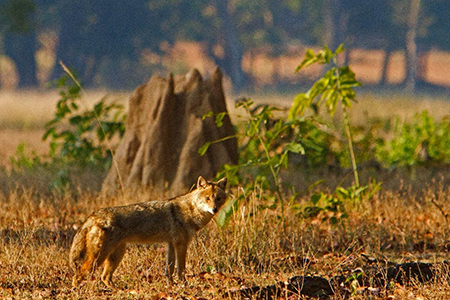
[166,243,175,284]
[175,243,188,283]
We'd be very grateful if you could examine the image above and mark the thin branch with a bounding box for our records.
[430,197,449,227]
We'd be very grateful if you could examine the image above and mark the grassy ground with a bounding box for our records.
[1,176,450,299]
[1,181,450,299]
[1,89,450,299]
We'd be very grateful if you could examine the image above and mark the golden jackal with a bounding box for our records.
[69,176,227,288]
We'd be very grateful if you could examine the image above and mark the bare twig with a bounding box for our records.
[430,197,449,227]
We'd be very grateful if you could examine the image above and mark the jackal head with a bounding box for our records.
[195,176,227,215]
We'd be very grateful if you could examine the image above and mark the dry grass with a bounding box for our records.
[0,89,129,130]
[1,90,450,299]
[0,90,59,130]
[1,179,450,299]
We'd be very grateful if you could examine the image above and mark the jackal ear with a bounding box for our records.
[217,177,227,190]
[197,176,208,189]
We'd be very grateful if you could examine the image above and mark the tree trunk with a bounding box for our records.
[405,0,421,92]
[102,68,238,197]
[380,43,393,86]
[323,0,343,50]
[343,45,351,66]
[4,32,38,88]
[50,1,94,85]
[215,0,247,93]
[417,46,428,83]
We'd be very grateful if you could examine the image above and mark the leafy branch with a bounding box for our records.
[289,45,362,187]
[43,72,126,168]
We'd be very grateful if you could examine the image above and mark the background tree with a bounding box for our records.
[390,0,435,90]
[50,0,158,88]
[1,0,38,88]
[214,0,246,92]
[1,0,450,91]
[418,0,450,86]
[405,0,421,92]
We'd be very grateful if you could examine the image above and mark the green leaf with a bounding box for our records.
[202,111,214,120]
[235,99,253,108]
[336,187,349,198]
[295,49,318,72]
[302,139,323,152]
[335,44,345,55]
[323,46,333,63]
[215,112,227,127]
[354,186,368,196]
[311,192,321,205]
[70,102,79,110]
[68,85,81,96]
[69,115,83,125]
[285,142,305,154]
[329,216,339,225]
[97,127,106,142]
[93,101,105,116]
[42,128,56,141]
[289,93,308,119]
[198,141,211,156]
[217,197,239,227]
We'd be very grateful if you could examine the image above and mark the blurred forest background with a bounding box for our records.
[0,0,449,93]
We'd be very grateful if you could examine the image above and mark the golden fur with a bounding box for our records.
[69,176,227,288]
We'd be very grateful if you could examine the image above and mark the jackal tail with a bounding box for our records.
[69,226,89,269]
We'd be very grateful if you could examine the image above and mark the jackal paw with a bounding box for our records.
[101,279,116,289]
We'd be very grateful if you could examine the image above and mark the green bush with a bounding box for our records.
[376,111,450,167]
[8,74,126,195]
[202,46,369,227]
[43,75,126,169]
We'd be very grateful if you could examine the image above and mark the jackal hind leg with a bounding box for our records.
[166,243,175,283]
[79,226,108,283]
[79,246,101,282]
[72,267,83,287]
[101,243,127,288]
[72,254,90,287]
[71,258,83,287]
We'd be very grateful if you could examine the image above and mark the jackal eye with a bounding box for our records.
[206,196,211,201]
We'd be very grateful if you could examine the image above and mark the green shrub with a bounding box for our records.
[376,111,450,167]
[8,73,126,195]
[43,74,126,169]
[202,46,369,227]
